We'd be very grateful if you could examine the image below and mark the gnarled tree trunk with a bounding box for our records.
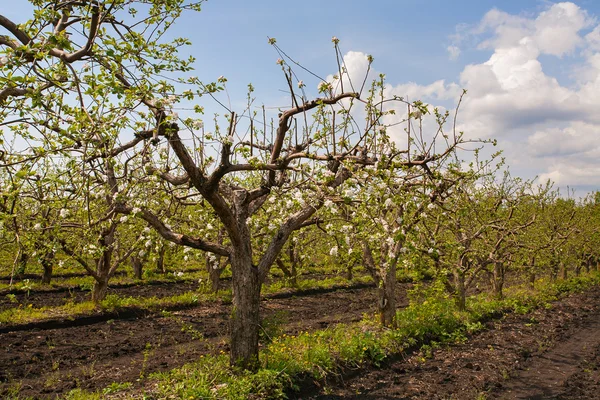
[229,250,261,370]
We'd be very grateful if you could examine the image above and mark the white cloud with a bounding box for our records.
[334,2,600,190]
[386,2,600,189]
[447,45,461,60]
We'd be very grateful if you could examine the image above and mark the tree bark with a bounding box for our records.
[379,262,397,327]
[131,256,143,280]
[40,251,55,284]
[229,251,261,370]
[346,264,354,281]
[528,272,536,289]
[92,276,109,303]
[453,270,466,311]
[16,251,29,278]
[492,261,505,299]
[362,242,380,286]
[156,245,166,274]
[559,261,568,280]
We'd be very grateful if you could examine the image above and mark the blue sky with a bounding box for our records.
[8,1,600,194]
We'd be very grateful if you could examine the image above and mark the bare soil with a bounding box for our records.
[0,282,410,399]
[298,285,600,400]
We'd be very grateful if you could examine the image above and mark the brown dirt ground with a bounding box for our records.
[0,282,410,399]
[0,281,203,312]
[298,285,600,400]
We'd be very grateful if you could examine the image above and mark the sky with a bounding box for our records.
[7,0,600,195]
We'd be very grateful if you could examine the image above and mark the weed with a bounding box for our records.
[102,381,133,395]
[5,293,17,303]
[259,311,289,344]
[140,343,154,379]
[44,371,61,388]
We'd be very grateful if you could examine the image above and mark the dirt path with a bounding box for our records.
[0,283,410,399]
[299,285,600,400]
[495,298,600,399]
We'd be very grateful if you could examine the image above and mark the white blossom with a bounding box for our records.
[329,246,338,257]
[34,223,42,230]
[59,208,69,218]
[192,119,204,130]
[119,215,128,223]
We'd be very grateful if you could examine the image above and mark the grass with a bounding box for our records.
[4,270,599,399]
[0,291,213,326]
[101,272,600,400]
[0,269,374,328]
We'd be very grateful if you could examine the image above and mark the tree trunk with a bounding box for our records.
[550,260,558,281]
[362,242,380,286]
[92,246,114,303]
[528,272,536,289]
[208,263,223,293]
[288,240,299,286]
[40,252,54,284]
[131,256,143,280]
[92,277,109,303]
[585,257,592,273]
[575,260,583,276]
[289,259,298,287]
[16,251,29,278]
[156,245,166,274]
[492,262,504,299]
[346,264,354,281]
[230,252,261,370]
[453,270,466,311]
[378,262,397,327]
[559,261,568,280]
[275,258,297,287]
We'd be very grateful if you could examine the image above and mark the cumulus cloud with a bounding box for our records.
[359,2,600,190]
[329,3,600,190]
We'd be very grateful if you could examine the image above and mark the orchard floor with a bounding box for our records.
[0,280,410,399]
[300,285,600,400]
